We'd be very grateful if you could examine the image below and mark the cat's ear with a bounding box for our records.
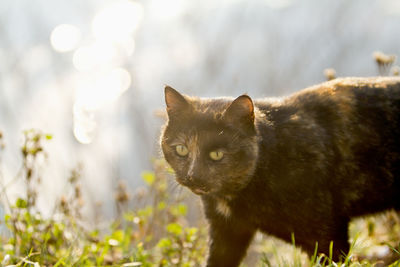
[224,95,255,126]
[164,86,191,117]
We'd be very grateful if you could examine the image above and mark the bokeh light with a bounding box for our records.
[73,68,131,144]
[74,68,131,110]
[71,0,138,144]
[73,104,97,144]
[50,24,81,52]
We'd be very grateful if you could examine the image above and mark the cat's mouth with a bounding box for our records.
[190,187,209,195]
[176,177,210,195]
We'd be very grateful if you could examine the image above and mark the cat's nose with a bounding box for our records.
[187,173,198,182]
[186,174,202,186]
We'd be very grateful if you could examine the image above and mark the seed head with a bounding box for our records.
[115,180,130,203]
[373,51,397,76]
[391,66,400,76]
[324,68,336,81]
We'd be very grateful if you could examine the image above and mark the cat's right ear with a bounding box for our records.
[164,86,191,118]
[224,95,255,125]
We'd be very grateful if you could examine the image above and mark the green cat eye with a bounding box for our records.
[209,151,224,161]
[175,145,189,157]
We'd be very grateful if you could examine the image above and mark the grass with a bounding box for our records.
[0,130,206,266]
[0,129,400,266]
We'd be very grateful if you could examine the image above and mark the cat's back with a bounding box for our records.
[255,76,400,169]
[255,77,400,133]
[293,76,400,109]
[283,77,400,140]
[252,77,400,216]
[255,77,400,112]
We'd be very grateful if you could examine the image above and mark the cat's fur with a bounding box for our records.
[160,77,400,267]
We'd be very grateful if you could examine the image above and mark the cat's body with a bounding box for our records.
[161,77,400,267]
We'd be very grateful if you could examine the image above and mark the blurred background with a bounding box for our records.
[1,0,400,219]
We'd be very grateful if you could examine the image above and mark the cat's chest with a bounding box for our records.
[212,195,256,219]
[209,190,277,223]
[215,198,232,218]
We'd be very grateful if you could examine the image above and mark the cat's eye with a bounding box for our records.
[175,145,189,157]
[209,151,224,161]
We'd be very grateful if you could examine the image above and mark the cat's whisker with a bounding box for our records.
[168,179,179,191]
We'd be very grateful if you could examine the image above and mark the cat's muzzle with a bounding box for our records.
[177,176,210,195]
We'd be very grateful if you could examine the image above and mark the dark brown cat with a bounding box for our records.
[160,77,400,267]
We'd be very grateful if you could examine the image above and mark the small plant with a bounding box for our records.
[0,129,207,266]
[373,51,397,76]
[323,68,337,81]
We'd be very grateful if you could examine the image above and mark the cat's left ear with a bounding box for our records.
[164,86,191,118]
[223,95,255,126]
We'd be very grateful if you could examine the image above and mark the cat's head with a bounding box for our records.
[161,86,259,198]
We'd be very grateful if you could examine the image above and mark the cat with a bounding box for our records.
[160,77,400,267]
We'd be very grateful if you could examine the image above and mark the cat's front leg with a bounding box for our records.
[206,216,255,267]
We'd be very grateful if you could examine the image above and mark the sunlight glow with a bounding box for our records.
[92,0,144,42]
[75,68,132,110]
[73,68,132,144]
[73,104,97,144]
[119,37,136,56]
[50,24,81,52]
[71,0,139,144]
[72,42,121,72]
